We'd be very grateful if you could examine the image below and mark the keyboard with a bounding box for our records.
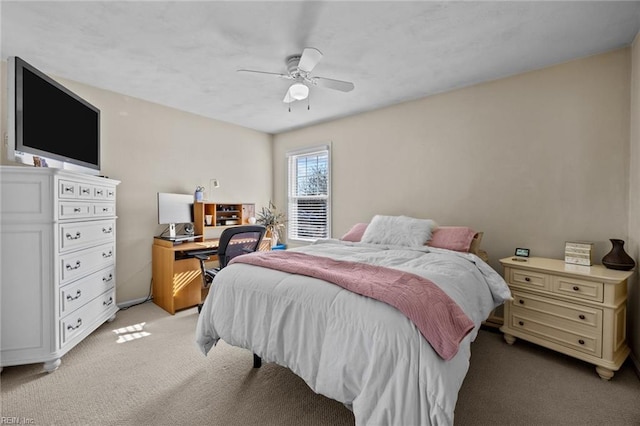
[162,234,202,242]
[184,248,218,256]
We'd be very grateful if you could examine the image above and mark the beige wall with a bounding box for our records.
[275,49,631,272]
[0,62,273,303]
[629,36,640,371]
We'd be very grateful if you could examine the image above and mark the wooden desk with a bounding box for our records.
[152,238,220,314]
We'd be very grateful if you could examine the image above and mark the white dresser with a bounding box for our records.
[499,256,632,380]
[0,166,120,372]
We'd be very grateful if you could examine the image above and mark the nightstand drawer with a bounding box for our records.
[510,268,550,290]
[552,276,603,302]
[511,291,602,330]
[510,310,601,357]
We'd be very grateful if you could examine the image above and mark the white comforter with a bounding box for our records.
[195,240,511,425]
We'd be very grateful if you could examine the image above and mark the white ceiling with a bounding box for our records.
[2,1,640,134]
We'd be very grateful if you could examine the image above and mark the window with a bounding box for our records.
[287,145,331,241]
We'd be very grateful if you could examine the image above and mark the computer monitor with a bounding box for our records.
[157,193,194,238]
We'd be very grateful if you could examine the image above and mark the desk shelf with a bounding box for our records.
[193,202,255,238]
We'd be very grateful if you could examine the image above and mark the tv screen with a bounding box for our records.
[9,56,100,171]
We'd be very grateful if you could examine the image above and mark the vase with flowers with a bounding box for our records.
[256,201,286,248]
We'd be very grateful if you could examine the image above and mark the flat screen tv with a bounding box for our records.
[7,56,100,173]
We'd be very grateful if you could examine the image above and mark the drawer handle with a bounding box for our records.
[73,207,82,213]
[66,232,82,240]
[64,186,74,193]
[103,297,114,307]
[66,290,82,301]
[573,286,580,291]
[103,251,113,258]
[102,227,113,234]
[108,191,114,197]
[524,277,531,282]
[578,339,585,345]
[579,314,586,320]
[519,299,525,305]
[518,321,524,326]
[66,261,81,271]
[67,318,82,331]
[103,273,113,283]
[96,190,104,196]
[82,188,90,194]
[102,207,110,212]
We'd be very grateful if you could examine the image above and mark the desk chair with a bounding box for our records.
[195,225,266,291]
[195,225,266,368]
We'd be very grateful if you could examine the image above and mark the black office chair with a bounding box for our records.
[195,225,266,368]
[195,225,266,291]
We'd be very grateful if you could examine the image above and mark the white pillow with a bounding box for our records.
[361,215,436,247]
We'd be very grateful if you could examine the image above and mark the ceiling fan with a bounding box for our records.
[238,47,355,104]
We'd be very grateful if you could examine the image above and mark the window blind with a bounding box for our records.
[287,145,331,241]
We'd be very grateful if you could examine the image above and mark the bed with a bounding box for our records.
[195,216,511,425]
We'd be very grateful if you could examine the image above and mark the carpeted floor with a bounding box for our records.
[1,301,639,425]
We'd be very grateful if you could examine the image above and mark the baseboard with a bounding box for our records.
[117,296,152,309]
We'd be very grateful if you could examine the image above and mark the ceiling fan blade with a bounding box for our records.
[237,69,292,79]
[298,47,323,72]
[313,76,355,92]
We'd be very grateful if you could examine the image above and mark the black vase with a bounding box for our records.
[602,239,635,271]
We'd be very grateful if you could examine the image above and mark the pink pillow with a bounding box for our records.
[427,226,477,252]
[340,223,368,242]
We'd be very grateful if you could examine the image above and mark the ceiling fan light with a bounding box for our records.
[289,83,309,100]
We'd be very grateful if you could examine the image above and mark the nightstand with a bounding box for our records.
[499,256,633,380]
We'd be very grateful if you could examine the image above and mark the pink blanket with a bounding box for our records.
[229,251,474,360]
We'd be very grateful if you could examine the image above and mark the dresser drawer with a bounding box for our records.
[509,268,550,291]
[552,276,604,303]
[510,309,601,357]
[78,183,93,199]
[60,243,115,284]
[59,180,79,199]
[59,180,117,201]
[60,288,116,347]
[93,203,116,217]
[59,220,115,252]
[511,291,602,330]
[60,266,116,316]
[92,186,111,199]
[59,202,93,219]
